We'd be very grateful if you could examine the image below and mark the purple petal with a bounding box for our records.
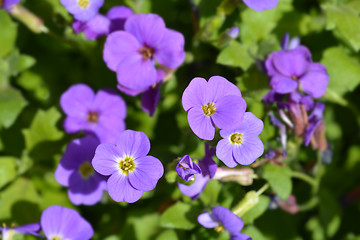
[212,206,244,233]
[128,156,164,191]
[238,112,264,136]
[231,232,252,240]
[198,212,219,228]
[208,76,242,102]
[117,83,147,96]
[103,31,141,72]
[2,0,20,9]
[60,0,104,22]
[270,75,298,94]
[299,71,329,98]
[178,174,209,199]
[141,86,161,116]
[115,130,150,159]
[233,137,264,165]
[107,172,143,203]
[41,205,93,239]
[281,33,290,50]
[74,14,110,40]
[265,52,278,77]
[125,13,166,47]
[13,223,41,237]
[182,77,209,111]
[187,107,215,140]
[154,29,185,69]
[55,164,72,187]
[68,178,106,205]
[272,49,310,77]
[60,84,94,117]
[211,95,246,130]
[92,143,123,176]
[216,139,238,168]
[242,0,278,11]
[95,115,126,144]
[116,53,157,90]
[107,6,134,32]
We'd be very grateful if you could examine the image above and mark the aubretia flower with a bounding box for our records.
[103,13,185,92]
[92,130,164,203]
[176,155,202,181]
[304,102,326,150]
[107,6,134,33]
[41,205,94,240]
[1,223,41,239]
[55,135,107,205]
[73,14,110,40]
[265,45,329,98]
[216,112,264,167]
[182,76,247,140]
[1,0,20,10]
[243,0,278,12]
[60,84,126,143]
[60,0,104,21]
[198,206,251,240]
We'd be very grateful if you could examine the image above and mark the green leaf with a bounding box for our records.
[241,195,270,224]
[322,1,360,52]
[7,50,36,76]
[0,156,17,189]
[17,71,49,102]
[0,86,28,128]
[263,164,292,200]
[306,217,325,240]
[216,41,253,70]
[22,107,64,151]
[319,190,341,238]
[321,47,360,99]
[160,202,199,230]
[0,10,17,57]
[200,180,222,206]
[243,225,270,240]
[156,230,178,240]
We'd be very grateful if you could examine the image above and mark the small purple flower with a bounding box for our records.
[73,14,110,40]
[269,112,287,152]
[92,130,164,203]
[182,76,247,140]
[178,143,217,199]
[103,13,185,92]
[55,135,107,205]
[265,46,329,98]
[227,27,239,39]
[176,155,202,181]
[281,33,300,51]
[60,84,126,143]
[243,0,278,12]
[41,205,94,240]
[1,0,20,10]
[107,6,134,33]
[304,102,325,146]
[1,223,41,239]
[198,206,251,240]
[216,112,264,167]
[60,0,104,21]
[141,85,161,116]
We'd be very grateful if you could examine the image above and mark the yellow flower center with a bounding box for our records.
[214,225,225,233]
[139,46,155,60]
[230,133,243,145]
[51,237,62,240]
[87,111,99,123]
[79,161,94,179]
[291,75,298,80]
[78,0,90,8]
[119,156,136,175]
[202,102,216,117]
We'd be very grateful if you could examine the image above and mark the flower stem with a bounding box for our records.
[256,183,269,196]
[291,171,317,187]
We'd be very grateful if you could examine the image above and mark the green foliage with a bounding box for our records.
[0,156,17,189]
[0,11,17,58]
[216,41,253,70]
[160,202,200,230]
[0,86,28,128]
[263,164,292,200]
[242,195,270,224]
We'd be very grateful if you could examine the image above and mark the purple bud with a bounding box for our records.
[176,155,202,181]
[227,27,239,39]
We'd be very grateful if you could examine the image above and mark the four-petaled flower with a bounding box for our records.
[60,0,104,21]
[182,76,247,140]
[55,135,107,205]
[92,130,164,203]
[176,155,202,181]
[216,112,264,167]
[60,84,126,143]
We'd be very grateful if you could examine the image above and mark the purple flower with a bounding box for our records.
[141,85,161,116]
[92,130,164,203]
[216,112,264,167]
[304,102,325,146]
[176,155,202,181]
[55,135,107,205]
[60,0,104,21]
[73,14,110,40]
[107,6,134,33]
[103,13,185,92]
[243,0,278,12]
[227,27,239,39]
[182,76,247,140]
[265,46,329,98]
[1,223,41,239]
[178,143,217,199]
[198,206,251,240]
[41,205,94,240]
[269,113,287,152]
[60,84,126,143]
[1,0,20,10]
[281,33,300,51]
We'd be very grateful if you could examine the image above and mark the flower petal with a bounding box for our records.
[178,174,209,199]
[107,172,143,203]
[232,137,264,165]
[208,76,242,102]
[243,0,278,11]
[272,49,310,77]
[93,89,126,119]
[212,206,244,233]
[128,156,164,191]
[187,107,215,140]
[198,212,219,228]
[182,77,209,111]
[212,95,246,130]
[299,71,329,98]
[238,112,264,136]
[68,178,106,206]
[115,130,151,159]
[270,75,298,94]
[92,143,123,176]
[141,86,160,116]
[216,139,238,168]
[60,84,94,117]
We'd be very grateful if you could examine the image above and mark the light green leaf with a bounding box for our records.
[0,86,28,128]
[321,46,360,99]
[17,71,49,102]
[200,180,222,206]
[0,156,17,189]
[322,1,360,52]
[7,50,36,76]
[160,202,199,230]
[22,107,64,151]
[243,225,270,240]
[0,10,17,57]
[156,230,178,240]
[263,164,292,200]
[241,195,270,224]
[217,41,253,70]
